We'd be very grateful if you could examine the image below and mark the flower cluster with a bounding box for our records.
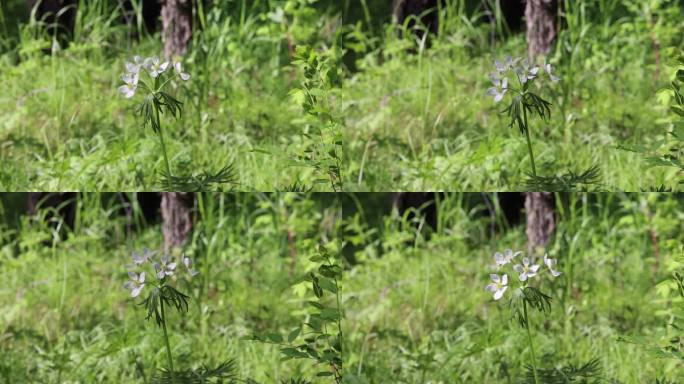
[117,55,190,99]
[486,55,559,104]
[485,249,561,301]
[124,248,198,298]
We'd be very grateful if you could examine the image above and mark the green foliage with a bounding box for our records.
[141,285,191,328]
[250,243,344,382]
[289,45,345,191]
[342,193,684,382]
[0,193,340,382]
[152,360,239,384]
[521,358,602,384]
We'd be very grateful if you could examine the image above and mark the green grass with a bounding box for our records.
[4,1,684,190]
[0,1,341,191]
[3,192,684,382]
[341,1,684,191]
[0,193,342,382]
[342,193,684,382]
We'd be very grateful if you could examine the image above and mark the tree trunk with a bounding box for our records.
[161,0,192,58]
[525,0,557,58]
[524,192,555,256]
[161,192,193,253]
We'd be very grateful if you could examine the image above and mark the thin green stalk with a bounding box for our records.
[522,105,537,176]
[523,299,540,384]
[160,299,176,383]
[155,105,172,187]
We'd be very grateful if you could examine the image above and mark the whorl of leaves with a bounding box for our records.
[138,92,183,133]
[519,358,602,383]
[503,91,552,135]
[510,286,552,328]
[141,285,190,327]
[151,360,238,384]
[160,164,237,192]
[523,165,602,191]
[281,379,313,384]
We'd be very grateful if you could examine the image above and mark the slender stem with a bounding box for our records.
[522,104,537,177]
[160,299,176,382]
[523,299,540,384]
[155,105,172,187]
[327,257,343,383]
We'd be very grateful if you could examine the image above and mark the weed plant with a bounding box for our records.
[342,193,684,382]
[0,193,341,382]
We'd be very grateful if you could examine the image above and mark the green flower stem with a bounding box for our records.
[154,104,173,186]
[160,299,176,383]
[522,104,537,177]
[523,299,540,384]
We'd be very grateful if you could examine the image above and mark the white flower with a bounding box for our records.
[494,56,519,73]
[182,256,199,276]
[494,249,521,267]
[517,60,539,84]
[545,63,560,82]
[485,274,508,300]
[513,257,540,281]
[174,62,190,81]
[543,253,562,277]
[124,271,146,298]
[146,56,169,78]
[154,255,177,279]
[131,248,154,266]
[118,72,138,98]
[125,55,144,75]
[487,73,508,103]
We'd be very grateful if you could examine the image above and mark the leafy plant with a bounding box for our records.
[250,243,344,383]
[485,249,563,384]
[289,45,344,191]
[487,56,560,178]
[123,248,235,383]
[117,56,236,191]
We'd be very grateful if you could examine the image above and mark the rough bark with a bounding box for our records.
[525,0,557,58]
[524,192,555,256]
[161,192,193,253]
[161,0,192,58]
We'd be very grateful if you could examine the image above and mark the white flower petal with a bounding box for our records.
[493,286,507,300]
[490,274,500,283]
[131,285,144,298]
[180,72,190,81]
[485,283,498,293]
[501,274,508,285]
